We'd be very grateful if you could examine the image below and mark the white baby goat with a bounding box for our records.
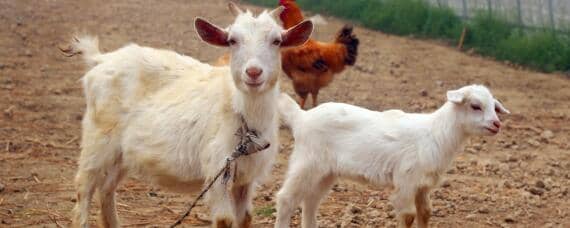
[69,3,313,228]
[275,85,509,228]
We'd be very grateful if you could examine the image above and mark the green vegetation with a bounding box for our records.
[245,0,570,73]
[254,205,276,217]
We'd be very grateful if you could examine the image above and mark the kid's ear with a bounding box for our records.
[446,89,466,104]
[494,99,510,114]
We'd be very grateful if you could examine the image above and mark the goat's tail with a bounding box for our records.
[278,93,304,129]
[60,36,101,67]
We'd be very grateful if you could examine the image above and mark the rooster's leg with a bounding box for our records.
[311,92,318,108]
[297,93,308,109]
[299,97,306,109]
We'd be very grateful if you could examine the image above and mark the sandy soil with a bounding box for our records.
[0,0,569,227]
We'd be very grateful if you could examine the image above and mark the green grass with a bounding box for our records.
[244,0,570,73]
[254,205,276,217]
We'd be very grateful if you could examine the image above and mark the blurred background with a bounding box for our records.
[248,0,570,73]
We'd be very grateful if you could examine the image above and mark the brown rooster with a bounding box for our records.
[279,0,359,108]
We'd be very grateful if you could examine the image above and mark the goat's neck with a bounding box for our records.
[429,102,467,171]
[231,85,278,132]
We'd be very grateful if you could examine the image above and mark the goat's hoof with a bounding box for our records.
[239,212,252,228]
[215,218,233,228]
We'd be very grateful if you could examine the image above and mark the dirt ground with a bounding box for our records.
[0,0,569,227]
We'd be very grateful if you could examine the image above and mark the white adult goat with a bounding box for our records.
[68,3,313,228]
[275,85,510,228]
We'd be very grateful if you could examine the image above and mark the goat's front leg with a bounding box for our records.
[415,187,432,228]
[207,182,235,228]
[391,187,416,228]
[231,183,254,228]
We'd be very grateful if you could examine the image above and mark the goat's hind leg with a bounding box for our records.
[72,168,98,228]
[98,162,125,228]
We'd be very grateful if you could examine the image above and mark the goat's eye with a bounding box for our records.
[228,39,237,45]
[471,104,482,111]
[272,39,281,46]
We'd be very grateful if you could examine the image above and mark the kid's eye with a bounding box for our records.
[471,104,482,111]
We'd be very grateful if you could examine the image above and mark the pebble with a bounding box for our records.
[466,213,477,220]
[350,205,362,214]
[526,139,540,147]
[420,89,428,97]
[478,207,490,214]
[528,187,544,196]
[540,130,554,140]
[0,182,4,193]
[535,180,546,189]
[504,216,516,223]
[147,191,158,197]
[435,80,443,87]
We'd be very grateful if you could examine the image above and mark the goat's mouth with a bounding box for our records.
[485,127,499,134]
[244,81,264,87]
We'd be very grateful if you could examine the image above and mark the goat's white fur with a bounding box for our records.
[275,85,509,228]
[71,3,312,227]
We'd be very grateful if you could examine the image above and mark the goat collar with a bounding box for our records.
[233,115,270,157]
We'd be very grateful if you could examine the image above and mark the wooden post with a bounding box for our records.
[457,27,468,50]
[487,0,492,15]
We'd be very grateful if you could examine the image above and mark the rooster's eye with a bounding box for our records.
[228,39,237,45]
[272,39,281,46]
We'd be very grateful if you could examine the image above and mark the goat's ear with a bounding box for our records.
[281,20,313,47]
[446,89,465,104]
[494,99,510,114]
[195,18,229,47]
[228,2,243,16]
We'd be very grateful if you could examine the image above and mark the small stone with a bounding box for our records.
[148,191,158,197]
[535,180,546,189]
[504,216,516,223]
[506,155,518,162]
[420,89,428,97]
[477,207,490,214]
[0,182,4,193]
[24,50,32,57]
[350,205,362,214]
[528,187,544,196]
[441,180,451,188]
[435,80,443,87]
[70,197,77,203]
[527,139,540,147]
[465,213,477,220]
[540,130,554,140]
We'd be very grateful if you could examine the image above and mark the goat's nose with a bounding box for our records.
[493,120,501,129]
[246,67,262,79]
